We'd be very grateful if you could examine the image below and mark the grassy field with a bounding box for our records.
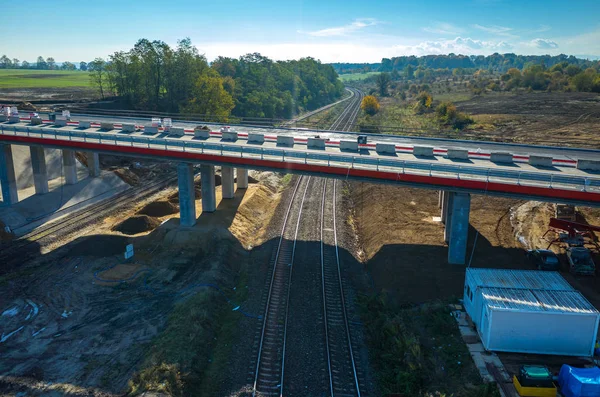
[0,69,91,89]
[339,71,380,82]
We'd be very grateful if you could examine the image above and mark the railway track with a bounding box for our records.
[0,175,177,268]
[253,176,311,396]
[252,88,365,396]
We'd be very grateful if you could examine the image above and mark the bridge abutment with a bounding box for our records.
[237,168,248,189]
[177,163,196,227]
[222,166,235,199]
[62,150,78,185]
[201,164,216,212]
[30,146,49,195]
[88,153,100,177]
[0,144,18,205]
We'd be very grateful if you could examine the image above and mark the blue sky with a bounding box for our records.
[4,0,600,63]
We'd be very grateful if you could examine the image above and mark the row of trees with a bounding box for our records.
[500,63,600,92]
[90,38,344,119]
[0,55,89,71]
[379,53,598,73]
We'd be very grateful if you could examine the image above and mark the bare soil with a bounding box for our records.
[112,215,161,235]
[0,87,95,102]
[457,92,600,147]
[137,201,179,217]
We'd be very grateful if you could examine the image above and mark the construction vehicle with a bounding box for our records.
[567,246,596,276]
[513,365,557,397]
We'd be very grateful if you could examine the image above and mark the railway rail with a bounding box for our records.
[252,89,365,396]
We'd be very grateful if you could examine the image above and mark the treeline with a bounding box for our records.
[0,55,89,71]
[500,63,600,92]
[330,62,381,74]
[381,53,598,73]
[90,38,344,119]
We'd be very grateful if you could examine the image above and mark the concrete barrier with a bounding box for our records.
[340,140,358,151]
[31,116,43,125]
[100,122,114,131]
[78,121,91,129]
[54,118,67,127]
[277,135,294,147]
[248,133,265,144]
[577,159,600,171]
[447,148,469,160]
[122,123,136,132]
[307,137,326,149]
[413,146,434,157]
[376,143,396,155]
[169,127,185,136]
[529,155,553,167]
[490,152,513,163]
[144,126,159,134]
[8,116,20,123]
[0,115,7,122]
[193,129,210,138]
[222,131,238,141]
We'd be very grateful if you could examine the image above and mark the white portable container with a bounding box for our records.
[463,268,599,356]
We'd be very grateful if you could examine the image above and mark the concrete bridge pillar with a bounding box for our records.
[441,190,452,227]
[62,150,78,185]
[201,164,216,213]
[445,192,471,265]
[222,166,235,199]
[177,163,196,227]
[237,168,248,189]
[30,146,49,195]
[0,144,18,205]
[88,152,100,177]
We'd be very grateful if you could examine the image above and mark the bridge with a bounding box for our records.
[2,113,600,264]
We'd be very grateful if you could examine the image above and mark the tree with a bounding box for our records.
[404,65,414,80]
[376,72,391,96]
[46,57,56,70]
[21,61,30,69]
[436,101,473,130]
[183,70,234,121]
[0,55,11,68]
[79,61,88,71]
[36,56,48,69]
[361,95,380,116]
[12,59,19,68]
[61,61,76,70]
[89,58,107,99]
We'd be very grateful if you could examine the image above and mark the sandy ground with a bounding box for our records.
[0,170,284,395]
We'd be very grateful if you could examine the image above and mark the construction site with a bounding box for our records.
[2,90,600,397]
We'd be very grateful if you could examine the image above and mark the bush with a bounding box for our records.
[361,95,380,116]
[436,101,473,130]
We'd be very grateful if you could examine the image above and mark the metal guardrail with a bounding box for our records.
[2,124,600,193]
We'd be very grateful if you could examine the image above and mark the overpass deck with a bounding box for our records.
[1,120,600,205]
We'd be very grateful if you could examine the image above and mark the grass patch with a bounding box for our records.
[0,69,92,89]
[359,293,500,396]
[280,174,293,189]
[339,71,381,82]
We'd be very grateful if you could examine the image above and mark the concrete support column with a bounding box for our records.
[441,190,451,226]
[88,152,100,177]
[0,144,18,205]
[222,166,235,199]
[447,192,471,265]
[237,168,248,189]
[62,150,78,185]
[30,146,49,195]
[177,163,196,227]
[200,164,216,213]
[443,192,454,242]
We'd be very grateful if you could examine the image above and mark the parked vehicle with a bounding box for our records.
[567,246,596,275]
[526,249,560,271]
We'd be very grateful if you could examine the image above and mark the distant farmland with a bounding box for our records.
[0,69,91,89]
[339,71,380,82]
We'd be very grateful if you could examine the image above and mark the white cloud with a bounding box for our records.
[530,38,559,49]
[405,37,512,56]
[472,24,516,38]
[300,18,380,37]
[423,22,462,35]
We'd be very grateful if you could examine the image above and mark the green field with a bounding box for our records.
[0,69,92,89]
[339,71,380,82]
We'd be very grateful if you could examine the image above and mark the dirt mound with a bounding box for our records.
[168,187,201,203]
[68,235,130,256]
[113,215,160,235]
[17,101,37,111]
[138,201,179,217]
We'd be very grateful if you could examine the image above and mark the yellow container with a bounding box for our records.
[513,375,557,397]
